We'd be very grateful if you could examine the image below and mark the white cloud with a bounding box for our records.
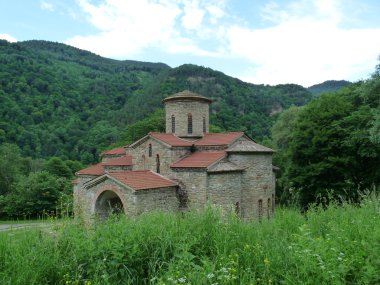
[40,0,55,12]
[261,0,342,24]
[181,0,205,30]
[226,0,380,86]
[67,0,380,86]
[0,33,17,42]
[206,4,224,24]
[67,0,228,58]
[67,0,182,57]
[163,37,223,57]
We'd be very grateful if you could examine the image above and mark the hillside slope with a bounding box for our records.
[0,40,312,163]
[308,80,352,95]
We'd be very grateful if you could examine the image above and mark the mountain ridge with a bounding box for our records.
[0,39,312,163]
[308,80,352,95]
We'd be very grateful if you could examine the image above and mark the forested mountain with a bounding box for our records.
[308,80,352,95]
[0,40,312,163]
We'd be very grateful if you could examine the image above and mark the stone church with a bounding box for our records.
[74,90,276,223]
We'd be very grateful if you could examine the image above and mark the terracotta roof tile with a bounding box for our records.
[76,163,104,176]
[102,155,133,166]
[77,154,134,176]
[195,132,244,146]
[149,132,193,147]
[171,151,226,168]
[101,147,126,156]
[108,170,177,190]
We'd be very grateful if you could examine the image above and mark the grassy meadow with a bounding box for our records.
[0,196,379,285]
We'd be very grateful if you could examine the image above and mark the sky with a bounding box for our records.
[1,0,380,87]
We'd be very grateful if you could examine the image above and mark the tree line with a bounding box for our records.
[0,143,83,219]
[271,61,380,207]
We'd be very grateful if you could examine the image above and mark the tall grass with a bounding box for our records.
[0,195,379,285]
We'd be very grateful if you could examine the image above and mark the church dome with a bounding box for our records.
[163,90,211,138]
[162,90,212,104]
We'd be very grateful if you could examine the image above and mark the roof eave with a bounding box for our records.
[206,153,227,170]
[84,174,136,192]
[226,150,275,154]
[128,134,150,149]
[162,94,212,104]
[207,168,245,174]
[171,166,208,170]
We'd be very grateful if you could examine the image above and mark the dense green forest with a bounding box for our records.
[272,65,380,206]
[0,39,379,218]
[0,40,312,163]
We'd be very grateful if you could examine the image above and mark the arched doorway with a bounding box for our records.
[95,190,125,221]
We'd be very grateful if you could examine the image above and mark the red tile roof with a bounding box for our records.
[102,155,133,166]
[108,170,177,190]
[195,132,244,146]
[77,155,133,176]
[171,151,226,168]
[101,147,126,156]
[149,132,193,147]
[76,163,104,176]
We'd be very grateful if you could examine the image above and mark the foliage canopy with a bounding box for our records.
[272,76,380,207]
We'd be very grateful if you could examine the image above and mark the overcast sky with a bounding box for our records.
[1,0,380,87]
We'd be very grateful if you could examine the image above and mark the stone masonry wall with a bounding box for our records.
[74,175,99,218]
[134,187,179,214]
[103,165,133,172]
[165,100,209,137]
[101,154,125,163]
[75,178,134,224]
[129,138,190,176]
[228,153,275,220]
[75,177,178,224]
[207,172,242,215]
[170,168,208,209]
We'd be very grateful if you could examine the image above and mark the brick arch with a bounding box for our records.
[93,185,128,219]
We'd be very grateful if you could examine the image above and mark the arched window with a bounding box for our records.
[156,154,160,173]
[267,198,271,218]
[142,154,146,169]
[203,116,206,133]
[188,113,193,134]
[148,143,152,157]
[171,115,175,133]
[258,199,263,219]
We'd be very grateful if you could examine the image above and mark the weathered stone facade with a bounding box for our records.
[75,176,178,223]
[128,136,191,176]
[207,171,242,214]
[163,90,211,138]
[74,90,276,224]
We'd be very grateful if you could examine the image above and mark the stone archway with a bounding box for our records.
[95,190,125,221]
